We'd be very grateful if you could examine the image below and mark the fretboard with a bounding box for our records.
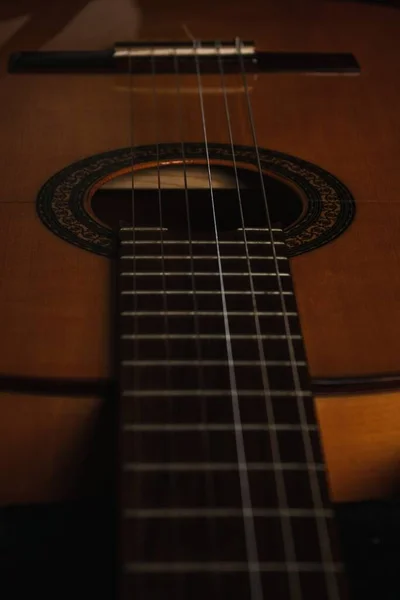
[117,226,346,600]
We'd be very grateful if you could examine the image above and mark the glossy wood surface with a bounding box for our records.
[0,0,399,504]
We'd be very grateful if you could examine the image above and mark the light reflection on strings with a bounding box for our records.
[193,39,264,600]
[236,37,339,600]
[173,44,222,599]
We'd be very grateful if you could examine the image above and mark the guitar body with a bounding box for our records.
[0,0,399,523]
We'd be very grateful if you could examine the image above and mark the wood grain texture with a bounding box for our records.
[0,203,111,378]
[0,0,399,506]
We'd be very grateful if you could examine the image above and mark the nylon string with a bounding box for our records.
[216,41,301,600]
[236,38,340,600]
[128,51,143,575]
[193,40,263,600]
[150,48,194,596]
[150,49,172,415]
[173,48,221,597]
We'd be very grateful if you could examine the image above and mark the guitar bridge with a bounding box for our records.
[8,40,360,75]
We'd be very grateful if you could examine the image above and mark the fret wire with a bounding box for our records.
[122,424,318,432]
[121,240,285,245]
[123,508,333,518]
[124,562,343,574]
[121,290,293,295]
[123,462,325,471]
[121,334,302,340]
[120,227,280,232]
[121,255,289,260]
[237,228,281,232]
[122,389,313,397]
[121,311,298,316]
[121,360,307,366]
[238,43,336,600]
[120,272,291,276]
[120,227,168,231]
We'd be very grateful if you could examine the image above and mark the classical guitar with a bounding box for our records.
[1,1,400,598]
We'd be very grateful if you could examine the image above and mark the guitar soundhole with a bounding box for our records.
[36,143,355,257]
[90,164,304,234]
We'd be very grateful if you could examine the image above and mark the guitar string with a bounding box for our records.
[173,49,221,597]
[127,50,143,576]
[216,42,301,600]
[236,39,340,600]
[150,49,189,596]
[193,40,263,600]
[149,49,174,432]
[150,50,170,391]
[150,50,181,578]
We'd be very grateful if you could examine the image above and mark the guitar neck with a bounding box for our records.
[116,223,345,598]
